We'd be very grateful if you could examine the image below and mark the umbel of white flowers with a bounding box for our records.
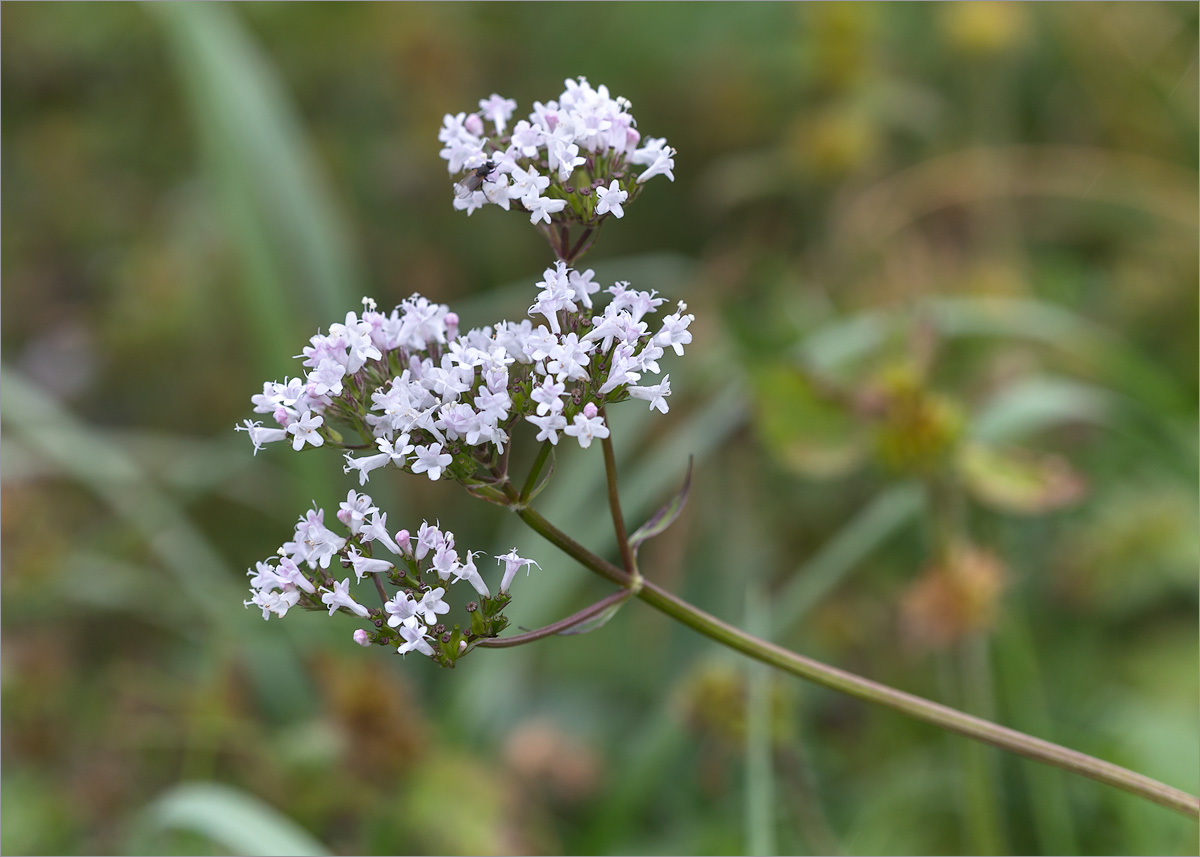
[439,76,675,227]
[237,77,688,666]
[236,266,691,484]
[242,492,539,664]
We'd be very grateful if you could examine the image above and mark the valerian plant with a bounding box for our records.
[237,77,1198,820]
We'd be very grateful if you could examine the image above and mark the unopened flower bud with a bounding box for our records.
[353,629,371,647]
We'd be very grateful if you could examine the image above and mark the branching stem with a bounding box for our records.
[598,410,638,579]
[513,503,1200,820]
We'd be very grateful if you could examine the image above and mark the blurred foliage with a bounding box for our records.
[2,2,1197,855]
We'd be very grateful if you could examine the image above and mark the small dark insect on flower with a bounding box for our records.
[454,160,497,199]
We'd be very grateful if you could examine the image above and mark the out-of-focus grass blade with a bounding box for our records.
[970,375,1114,443]
[4,427,288,504]
[150,2,360,350]
[799,296,1191,414]
[1,366,316,719]
[134,782,330,857]
[927,296,1189,413]
[1,366,233,623]
[773,483,924,636]
[995,607,1080,855]
[971,373,1197,475]
[744,583,777,857]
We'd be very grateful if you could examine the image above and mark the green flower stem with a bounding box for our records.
[598,416,638,577]
[565,226,595,264]
[519,441,553,504]
[513,503,1200,820]
[372,574,389,607]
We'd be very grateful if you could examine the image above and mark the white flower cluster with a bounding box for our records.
[244,491,539,661]
[237,265,693,489]
[439,76,675,223]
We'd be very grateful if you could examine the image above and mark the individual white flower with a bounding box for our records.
[563,402,610,449]
[524,325,559,361]
[287,508,345,569]
[345,546,394,582]
[482,174,512,210]
[494,548,541,593]
[385,592,419,627]
[529,263,578,333]
[245,587,301,620]
[567,267,600,309]
[430,543,461,581]
[628,375,671,414]
[594,180,628,218]
[329,311,383,373]
[412,443,453,481]
[598,344,643,395]
[531,376,566,415]
[479,93,518,134]
[378,434,415,467]
[452,550,490,598]
[545,127,586,180]
[414,521,446,561]
[337,490,378,534]
[525,194,568,225]
[438,111,474,147]
[361,510,402,556]
[452,190,487,215]
[655,304,694,355]
[274,557,317,594]
[343,450,391,486]
[509,120,543,158]
[636,341,664,375]
[527,412,568,445]
[307,357,347,398]
[320,578,371,618]
[636,146,675,183]
[287,410,324,451]
[417,587,451,624]
[508,165,551,202]
[397,620,435,657]
[546,332,593,382]
[236,419,288,455]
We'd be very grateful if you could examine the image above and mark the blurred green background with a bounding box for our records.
[2,3,1197,854]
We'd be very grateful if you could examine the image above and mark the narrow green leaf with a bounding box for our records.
[525,446,556,504]
[773,483,925,635]
[970,375,1114,443]
[556,598,628,636]
[150,1,360,336]
[136,782,330,857]
[628,455,693,555]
